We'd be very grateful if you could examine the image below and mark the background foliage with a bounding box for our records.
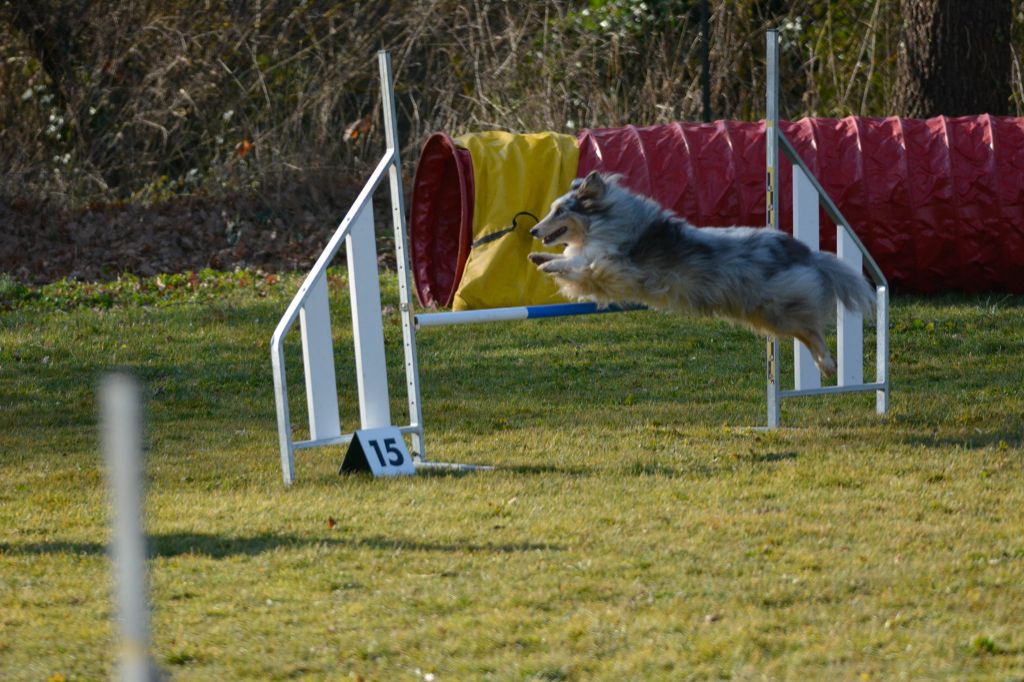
[1,1,1023,217]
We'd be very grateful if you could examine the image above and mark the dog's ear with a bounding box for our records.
[577,171,607,200]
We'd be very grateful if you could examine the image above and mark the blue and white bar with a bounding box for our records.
[415,302,641,328]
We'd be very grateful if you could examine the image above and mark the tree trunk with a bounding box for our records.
[894,0,1012,117]
[8,1,80,114]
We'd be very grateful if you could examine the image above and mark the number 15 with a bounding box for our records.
[368,437,404,467]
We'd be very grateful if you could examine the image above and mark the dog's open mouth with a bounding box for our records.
[542,226,567,245]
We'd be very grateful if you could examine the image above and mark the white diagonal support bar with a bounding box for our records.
[300,274,341,440]
[271,150,394,484]
[792,164,821,390]
[347,199,392,429]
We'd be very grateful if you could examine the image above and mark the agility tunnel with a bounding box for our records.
[410,116,1024,309]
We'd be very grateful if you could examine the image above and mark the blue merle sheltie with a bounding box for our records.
[528,171,874,376]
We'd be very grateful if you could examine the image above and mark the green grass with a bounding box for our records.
[1,272,1023,680]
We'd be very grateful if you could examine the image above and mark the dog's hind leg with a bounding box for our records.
[759,304,837,377]
[795,330,836,377]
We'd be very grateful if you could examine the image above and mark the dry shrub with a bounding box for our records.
[1,0,1022,215]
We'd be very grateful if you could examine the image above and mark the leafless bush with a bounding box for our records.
[1,0,1021,215]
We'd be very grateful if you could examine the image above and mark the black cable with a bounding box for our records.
[470,211,541,249]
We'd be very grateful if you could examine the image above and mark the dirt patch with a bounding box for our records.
[0,190,397,284]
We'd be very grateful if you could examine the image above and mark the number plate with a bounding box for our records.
[340,427,416,477]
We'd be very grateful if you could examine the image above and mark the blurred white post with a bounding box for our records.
[101,373,161,682]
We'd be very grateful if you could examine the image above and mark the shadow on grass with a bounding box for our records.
[495,463,593,477]
[0,532,565,559]
[750,451,799,464]
[902,430,1023,450]
[618,451,798,479]
[298,462,593,484]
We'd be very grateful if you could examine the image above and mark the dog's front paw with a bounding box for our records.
[529,252,559,266]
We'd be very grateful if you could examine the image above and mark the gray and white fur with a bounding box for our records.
[528,171,874,375]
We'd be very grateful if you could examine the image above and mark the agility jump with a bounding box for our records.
[271,32,892,484]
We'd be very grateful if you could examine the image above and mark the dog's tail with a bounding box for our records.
[816,254,876,316]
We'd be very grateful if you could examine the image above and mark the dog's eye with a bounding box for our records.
[555,206,565,216]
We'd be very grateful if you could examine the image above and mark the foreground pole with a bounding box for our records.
[101,373,161,682]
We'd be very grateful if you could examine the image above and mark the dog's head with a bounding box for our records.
[530,171,612,248]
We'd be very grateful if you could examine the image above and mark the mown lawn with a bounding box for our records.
[1,271,1022,680]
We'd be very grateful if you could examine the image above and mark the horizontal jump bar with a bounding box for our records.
[293,424,423,451]
[780,382,886,399]
[415,302,643,328]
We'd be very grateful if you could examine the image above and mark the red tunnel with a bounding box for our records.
[411,116,1024,306]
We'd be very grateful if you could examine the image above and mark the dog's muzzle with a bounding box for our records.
[536,226,567,245]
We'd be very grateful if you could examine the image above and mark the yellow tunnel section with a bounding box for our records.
[451,131,580,311]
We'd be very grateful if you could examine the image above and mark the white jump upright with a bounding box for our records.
[791,163,821,391]
[271,51,425,485]
[299,274,341,441]
[765,29,890,425]
[837,227,864,386]
[345,198,392,429]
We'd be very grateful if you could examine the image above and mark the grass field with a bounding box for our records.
[1,271,1023,680]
